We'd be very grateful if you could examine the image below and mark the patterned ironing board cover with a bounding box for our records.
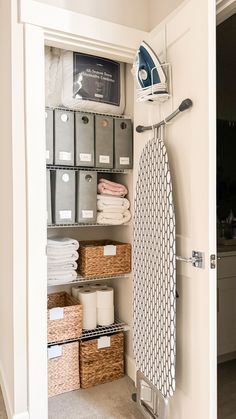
[133,134,176,398]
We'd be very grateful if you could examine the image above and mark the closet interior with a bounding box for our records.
[217,12,236,419]
[45,45,141,418]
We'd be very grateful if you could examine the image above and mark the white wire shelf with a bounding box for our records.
[48,319,130,346]
[46,165,131,174]
[47,273,131,286]
[47,222,132,228]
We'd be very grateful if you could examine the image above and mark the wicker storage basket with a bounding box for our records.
[48,341,80,397]
[80,332,124,388]
[78,240,131,278]
[47,292,83,343]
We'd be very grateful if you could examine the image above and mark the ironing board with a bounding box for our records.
[133,129,176,403]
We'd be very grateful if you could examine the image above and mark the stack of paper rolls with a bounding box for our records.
[78,289,97,330]
[71,284,89,299]
[97,286,114,326]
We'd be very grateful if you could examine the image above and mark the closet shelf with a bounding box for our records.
[47,273,131,286]
[47,222,132,228]
[46,165,131,174]
[48,319,130,346]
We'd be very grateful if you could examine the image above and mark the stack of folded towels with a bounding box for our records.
[97,178,131,225]
[47,237,79,284]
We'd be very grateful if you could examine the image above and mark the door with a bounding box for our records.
[133,1,216,419]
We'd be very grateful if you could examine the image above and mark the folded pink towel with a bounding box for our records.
[98,178,128,197]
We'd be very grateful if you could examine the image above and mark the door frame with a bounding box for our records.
[21,2,218,418]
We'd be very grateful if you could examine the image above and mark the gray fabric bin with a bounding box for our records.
[45,108,54,165]
[95,115,113,168]
[77,171,97,223]
[114,118,133,169]
[52,170,76,224]
[54,110,74,166]
[47,170,52,225]
[75,112,95,167]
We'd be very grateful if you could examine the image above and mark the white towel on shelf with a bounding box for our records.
[97,195,130,212]
[47,270,77,281]
[47,249,79,258]
[97,210,131,225]
[47,237,79,249]
[47,254,79,264]
[47,261,78,271]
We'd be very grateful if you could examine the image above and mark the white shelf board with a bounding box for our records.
[47,273,132,286]
[48,319,130,345]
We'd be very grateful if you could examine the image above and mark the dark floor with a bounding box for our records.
[218,359,236,419]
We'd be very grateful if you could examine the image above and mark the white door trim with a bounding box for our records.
[216,0,236,24]
[19,0,147,63]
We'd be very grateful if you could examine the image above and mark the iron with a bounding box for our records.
[135,41,167,93]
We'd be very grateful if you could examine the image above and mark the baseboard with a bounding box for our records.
[125,354,137,384]
[0,361,29,419]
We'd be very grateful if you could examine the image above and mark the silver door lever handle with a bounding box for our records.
[176,251,203,268]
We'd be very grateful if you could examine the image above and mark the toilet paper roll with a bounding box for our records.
[72,285,89,299]
[90,283,105,291]
[78,288,97,306]
[97,306,114,326]
[83,307,97,330]
[97,287,114,308]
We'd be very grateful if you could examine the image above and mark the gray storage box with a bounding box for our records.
[52,170,76,224]
[45,108,54,165]
[54,110,74,166]
[75,112,95,167]
[77,171,97,223]
[47,170,52,225]
[95,115,113,168]
[114,118,133,169]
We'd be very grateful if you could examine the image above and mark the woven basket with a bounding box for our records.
[78,240,131,278]
[47,292,83,343]
[80,332,124,388]
[48,341,80,397]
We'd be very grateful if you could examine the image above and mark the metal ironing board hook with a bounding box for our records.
[176,250,204,268]
[136,98,193,133]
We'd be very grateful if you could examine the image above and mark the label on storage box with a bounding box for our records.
[59,151,71,161]
[49,307,64,320]
[120,157,130,165]
[104,245,117,256]
[98,336,111,349]
[59,210,72,220]
[48,345,62,359]
[99,155,110,164]
[80,153,92,162]
[82,210,94,219]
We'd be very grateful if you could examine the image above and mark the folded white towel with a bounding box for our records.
[97,195,130,212]
[97,210,131,225]
[47,237,79,250]
[47,254,79,265]
[47,249,79,259]
[47,261,78,271]
[47,270,77,281]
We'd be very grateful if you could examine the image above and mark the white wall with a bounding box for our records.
[0,1,28,418]
[149,0,185,29]
[38,0,185,31]
[38,0,150,30]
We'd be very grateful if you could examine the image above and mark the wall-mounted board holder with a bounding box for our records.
[136,98,193,133]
